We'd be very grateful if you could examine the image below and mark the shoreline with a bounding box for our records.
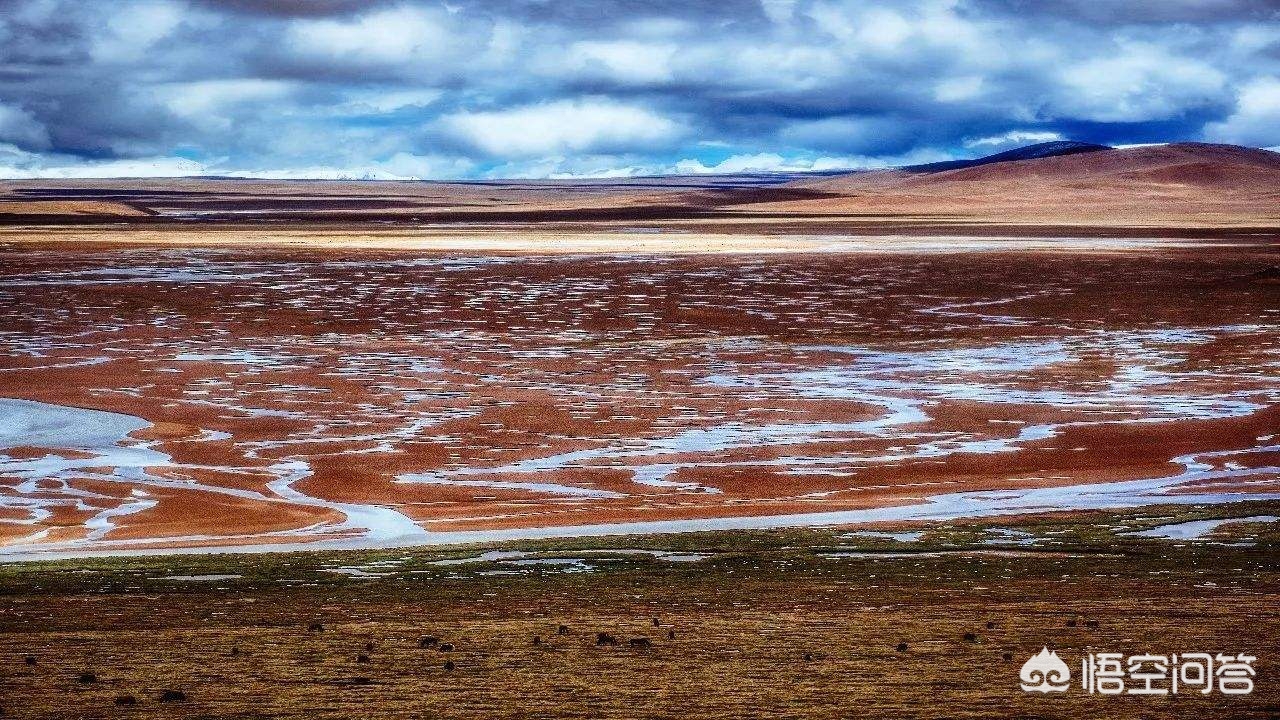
[4,466,1277,562]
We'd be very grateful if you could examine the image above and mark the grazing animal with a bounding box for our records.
[365,641,375,651]
[1002,652,1014,661]
[596,632,620,646]
[532,636,541,645]
[986,621,996,629]
[419,636,439,648]
[229,647,240,656]
[439,643,454,652]
[308,622,324,632]
[1085,620,1100,629]
[963,633,978,642]
[444,661,455,671]
[629,638,651,649]
[78,672,97,684]
[667,629,675,640]
[350,677,372,686]
[557,625,569,635]
[1066,619,1077,627]
[652,618,661,626]
[357,654,371,664]
[896,643,909,652]
[804,653,814,662]
[160,690,186,702]
[23,655,36,666]
[114,696,137,706]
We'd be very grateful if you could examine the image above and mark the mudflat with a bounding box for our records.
[0,230,1276,557]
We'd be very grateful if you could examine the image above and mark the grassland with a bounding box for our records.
[2,501,1277,719]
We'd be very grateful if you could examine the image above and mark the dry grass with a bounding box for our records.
[2,505,1278,719]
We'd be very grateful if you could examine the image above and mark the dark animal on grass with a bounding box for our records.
[896,643,909,652]
[308,622,324,632]
[114,696,136,706]
[444,661,455,671]
[964,633,978,642]
[78,672,96,684]
[557,625,569,635]
[160,690,186,702]
[629,638,651,649]
[419,636,438,648]
[357,654,370,664]
[596,633,620,646]
[439,643,454,652]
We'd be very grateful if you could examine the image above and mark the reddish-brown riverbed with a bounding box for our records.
[1,237,1277,556]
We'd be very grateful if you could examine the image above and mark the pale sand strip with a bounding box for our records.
[0,227,1256,254]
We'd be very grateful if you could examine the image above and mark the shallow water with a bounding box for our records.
[1127,515,1278,540]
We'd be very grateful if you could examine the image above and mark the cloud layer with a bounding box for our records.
[1,0,1277,178]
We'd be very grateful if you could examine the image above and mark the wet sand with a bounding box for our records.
[0,232,1277,557]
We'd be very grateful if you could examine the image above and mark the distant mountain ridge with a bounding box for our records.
[903,140,1112,173]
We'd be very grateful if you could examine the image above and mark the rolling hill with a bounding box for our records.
[777,142,1280,226]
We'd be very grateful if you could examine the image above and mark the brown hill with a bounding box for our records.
[777,143,1280,227]
[0,199,152,217]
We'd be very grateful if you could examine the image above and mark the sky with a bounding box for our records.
[1,0,1278,180]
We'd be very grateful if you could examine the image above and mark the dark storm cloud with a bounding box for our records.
[0,0,1276,178]
[969,0,1280,24]
[186,0,397,17]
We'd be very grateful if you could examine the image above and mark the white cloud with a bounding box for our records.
[558,41,677,84]
[855,8,914,52]
[331,89,443,115]
[0,145,474,180]
[670,147,956,175]
[0,153,206,179]
[0,103,50,149]
[370,152,474,180]
[1204,77,1280,147]
[441,99,684,157]
[1050,43,1227,122]
[965,130,1064,148]
[158,79,295,131]
[286,6,455,66]
[672,153,862,174]
[92,1,183,62]
[934,76,985,103]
